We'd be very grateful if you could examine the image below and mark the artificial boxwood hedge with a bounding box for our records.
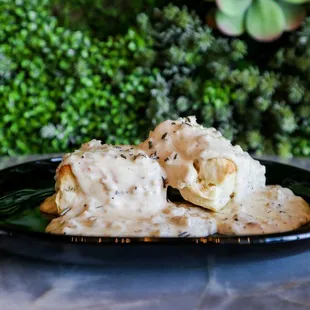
[1,0,309,156]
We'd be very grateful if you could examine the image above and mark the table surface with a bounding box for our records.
[1,155,310,310]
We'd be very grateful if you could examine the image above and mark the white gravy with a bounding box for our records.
[45,140,217,236]
[139,116,266,211]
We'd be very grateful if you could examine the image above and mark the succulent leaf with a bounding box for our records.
[215,10,244,36]
[216,0,252,17]
[245,0,286,42]
[279,2,306,31]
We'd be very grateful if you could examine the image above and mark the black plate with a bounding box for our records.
[0,157,309,265]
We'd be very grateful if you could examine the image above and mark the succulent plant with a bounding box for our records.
[213,0,309,41]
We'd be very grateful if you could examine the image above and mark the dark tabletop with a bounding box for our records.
[0,155,310,310]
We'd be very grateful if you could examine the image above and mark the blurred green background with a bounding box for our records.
[1,0,310,157]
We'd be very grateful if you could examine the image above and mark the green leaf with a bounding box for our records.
[245,0,286,42]
[216,0,252,16]
[215,10,245,36]
[279,2,306,31]
[280,0,310,3]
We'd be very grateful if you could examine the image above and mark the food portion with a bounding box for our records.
[42,140,217,236]
[139,116,266,212]
[40,193,57,215]
[217,186,310,235]
[46,202,218,237]
[41,117,310,237]
[42,140,168,219]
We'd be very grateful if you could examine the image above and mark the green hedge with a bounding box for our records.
[0,0,154,154]
[135,5,310,157]
[1,1,309,156]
